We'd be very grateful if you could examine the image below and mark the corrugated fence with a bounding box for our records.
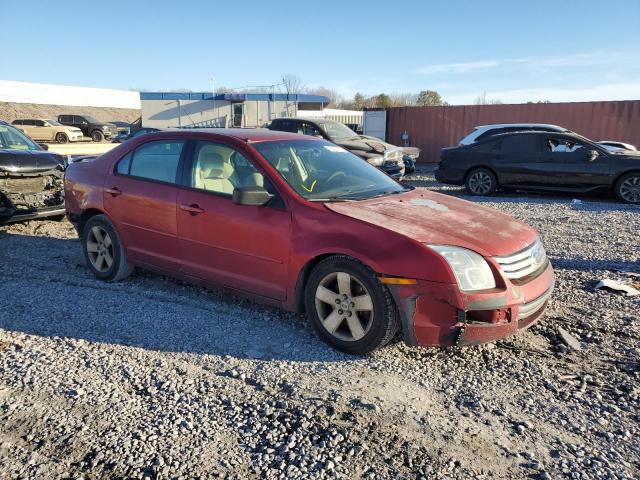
[386,101,640,163]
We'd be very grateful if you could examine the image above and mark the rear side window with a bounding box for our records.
[476,128,504,142]
[272,120,298,133]
[12,120,23,125]
[59,115,72,123]
[116,140,185,183]
[501,135,539,154]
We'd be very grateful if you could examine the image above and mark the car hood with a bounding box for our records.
[325,189,537,257]
[0,150,65,173]
[334,136,420,157]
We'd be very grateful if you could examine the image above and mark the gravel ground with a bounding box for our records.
[1,168,639,479]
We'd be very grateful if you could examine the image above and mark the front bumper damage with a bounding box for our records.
[0,169,65,223]
[387,262,555,347]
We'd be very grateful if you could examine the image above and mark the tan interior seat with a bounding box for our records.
[195,145,236,194]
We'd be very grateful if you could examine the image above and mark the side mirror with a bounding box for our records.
[232,186,274,206]
[37,143,49,151]
[587,149,599,162]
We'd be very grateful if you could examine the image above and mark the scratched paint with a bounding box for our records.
[409,198,449,211]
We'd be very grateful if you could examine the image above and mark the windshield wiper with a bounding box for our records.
[308,196,360,202]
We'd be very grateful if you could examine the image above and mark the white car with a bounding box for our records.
[458,123,568,145]
[597,140,636,152]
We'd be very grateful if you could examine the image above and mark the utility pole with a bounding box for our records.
[211,77,216,127]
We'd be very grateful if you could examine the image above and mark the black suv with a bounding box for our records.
[268,117,420,179]
[436,130,640,203]
[58,114,118,142]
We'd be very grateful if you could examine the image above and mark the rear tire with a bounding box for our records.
[81,214,133,281]
[304,256,399,355]
[614,172,640,204]
[91,130,104,142]
[465,167,497,196]
[55,133,68,144]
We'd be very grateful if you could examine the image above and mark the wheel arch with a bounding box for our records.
[465,165,500,185]
[293,252,376,314]
[612,169,640,193]
[77,208,106,236]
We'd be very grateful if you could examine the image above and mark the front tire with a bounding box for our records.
[304,256,399,355]
[91,130,104,142]
[614,172,640,204]
[55,133,68,144]
[82,214,133,281]
[465,167,497,196]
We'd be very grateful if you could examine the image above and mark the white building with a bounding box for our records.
[140,92,329,129]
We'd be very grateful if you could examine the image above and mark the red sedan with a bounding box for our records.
[64,129,554,354]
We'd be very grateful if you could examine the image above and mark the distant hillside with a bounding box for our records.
[0,102,141,124]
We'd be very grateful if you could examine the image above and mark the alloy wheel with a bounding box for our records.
[86,226,114,272]
[314,272,374,342]
[468,171,493,194]
[620,176,640,203]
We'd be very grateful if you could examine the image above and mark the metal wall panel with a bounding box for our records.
[386,101,640,163]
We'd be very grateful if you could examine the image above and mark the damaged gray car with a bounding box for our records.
[0,121,66,224]
[268,117,419,179]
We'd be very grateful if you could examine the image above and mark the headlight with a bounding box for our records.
[102,125,109,131]
[428,245,496,291]
[367,155,384,166]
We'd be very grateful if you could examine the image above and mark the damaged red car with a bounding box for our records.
[65,129,554,354]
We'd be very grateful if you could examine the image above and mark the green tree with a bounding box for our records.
[375,93,392,108]
[416,90,444,106]
[353,93,366,110]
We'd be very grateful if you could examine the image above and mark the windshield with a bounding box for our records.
[46,119,62,126]
[0,124,41,151]
[318,121,358,142]
[253,139,408,201]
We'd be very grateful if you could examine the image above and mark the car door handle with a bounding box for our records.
[180,204,205,215]
[105,187,122,197]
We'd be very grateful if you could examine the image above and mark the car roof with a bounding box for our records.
[475,123,567,131]
[272,117,336,125]
[160,127,311,142]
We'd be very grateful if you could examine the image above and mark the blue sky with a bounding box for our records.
[1,0,639,104]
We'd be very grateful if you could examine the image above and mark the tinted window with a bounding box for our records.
[501,135,538,154]
[272,120,296,133]
[117,140,185,183]
[34,120,45,127]
[59,115,72,123]
[74,116,87,124]
[11,120,23,125]
[476,128,504,141]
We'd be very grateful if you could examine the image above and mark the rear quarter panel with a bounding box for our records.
[64,144,130,216]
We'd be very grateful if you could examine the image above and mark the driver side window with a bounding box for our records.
[190,142,270,196]
[545,137,588,162]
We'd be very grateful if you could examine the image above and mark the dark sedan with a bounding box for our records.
[435,131,640,204]
[0,121,66,223]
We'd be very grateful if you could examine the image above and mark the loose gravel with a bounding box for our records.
[1,168,638,479]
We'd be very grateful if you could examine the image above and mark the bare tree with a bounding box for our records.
[474,91,503,105]
[307,86,343,108]
[281,74,304,94]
